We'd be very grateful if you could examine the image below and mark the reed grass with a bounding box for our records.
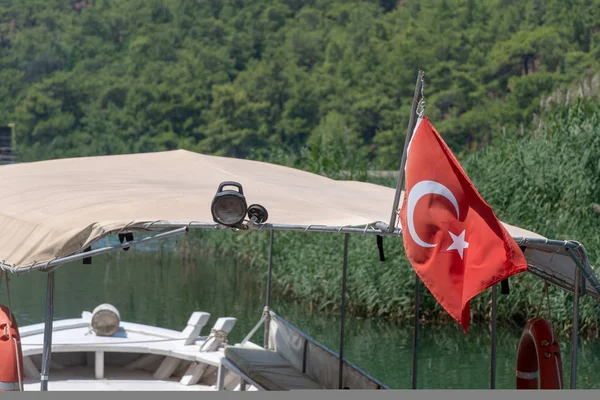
[186,99,600,339]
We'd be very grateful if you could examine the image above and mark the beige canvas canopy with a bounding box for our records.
[0,149,597,298]
[0,149,399,270]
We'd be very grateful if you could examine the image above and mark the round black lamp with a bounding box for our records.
[211,181,248,227]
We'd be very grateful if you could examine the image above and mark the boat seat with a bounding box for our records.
[221,347,323,391]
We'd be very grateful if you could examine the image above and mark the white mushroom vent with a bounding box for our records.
[90,304,121,336]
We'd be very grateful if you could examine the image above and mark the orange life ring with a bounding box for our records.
[516,317,563,389]
[0,304,24,391]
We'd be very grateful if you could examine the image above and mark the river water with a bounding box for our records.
[4,239,600,389]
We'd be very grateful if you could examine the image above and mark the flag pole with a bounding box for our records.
[387,70,425,390]
[387,70,425,234]
[412,275,421,389]
[490,284,498,389]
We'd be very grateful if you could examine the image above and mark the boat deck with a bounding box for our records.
[20,318,224,364]
[23,366,217,391]
[16,311,252,391]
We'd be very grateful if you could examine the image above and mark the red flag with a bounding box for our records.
[399,116,528,333]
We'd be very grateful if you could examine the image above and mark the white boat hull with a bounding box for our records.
[18,309,259,391]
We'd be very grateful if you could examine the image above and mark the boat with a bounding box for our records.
[0,148,402,391]
[0,147,596,391]
[0,73,598,391]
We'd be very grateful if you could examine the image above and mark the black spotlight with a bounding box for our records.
[247,204,269,224]
[211,181,248,227]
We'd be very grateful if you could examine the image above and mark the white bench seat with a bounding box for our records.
[217,347,323,391]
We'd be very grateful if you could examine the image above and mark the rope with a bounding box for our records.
[535,282,551,319]
[417,72,426,118]
[199,329,230,351]
[546,283,551,321]
[535,282,554,342]
[13,337,23,391]
[208,329,229,342]
[5,271,15,328]
[535,287,544,318]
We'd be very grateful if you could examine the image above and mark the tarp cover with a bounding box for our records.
[0,149,405,269]
[0,148,596,298]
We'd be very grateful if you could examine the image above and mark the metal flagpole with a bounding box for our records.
[388,70,426,389]
[412,275,421,389]
[490,284,497,389]
[387,69,425,234]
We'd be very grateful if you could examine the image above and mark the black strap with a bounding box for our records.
[500,245,527,296]
[82,246,92,264]
[500,278,510,295]
[377,235,385,262]
[119,233,134,251]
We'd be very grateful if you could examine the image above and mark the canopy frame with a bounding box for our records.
[4,216,594,391]
[0,71,597,392]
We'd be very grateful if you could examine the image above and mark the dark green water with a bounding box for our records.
[2,239,599,389]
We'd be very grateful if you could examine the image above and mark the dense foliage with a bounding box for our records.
[190,98,600,338]
[1,0,600,167]
[1,0,599,335]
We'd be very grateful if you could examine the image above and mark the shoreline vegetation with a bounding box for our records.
[1,1,599,337]
[183,98,600,340]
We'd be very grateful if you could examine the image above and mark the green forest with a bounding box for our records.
[1,0,600,334]
[1,0,599,166]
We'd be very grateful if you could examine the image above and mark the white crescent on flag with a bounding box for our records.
[406,180,460,248]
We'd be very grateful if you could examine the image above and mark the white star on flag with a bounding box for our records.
[447,230,469,259]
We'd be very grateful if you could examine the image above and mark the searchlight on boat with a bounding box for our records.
[90,304,121,336]
[211,181,270,227]
[211,181,248,227]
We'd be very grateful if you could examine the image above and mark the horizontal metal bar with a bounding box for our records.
[518,236,596,262]
[150,226,598,294]
[2,217,598,301]
[512,237,581,249]
[143,221,403,237]
[251,223,401,236]
[0,227,189,275]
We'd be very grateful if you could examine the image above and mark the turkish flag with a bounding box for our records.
[399,116,528,333]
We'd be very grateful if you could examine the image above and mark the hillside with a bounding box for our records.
[1,0,599,168]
